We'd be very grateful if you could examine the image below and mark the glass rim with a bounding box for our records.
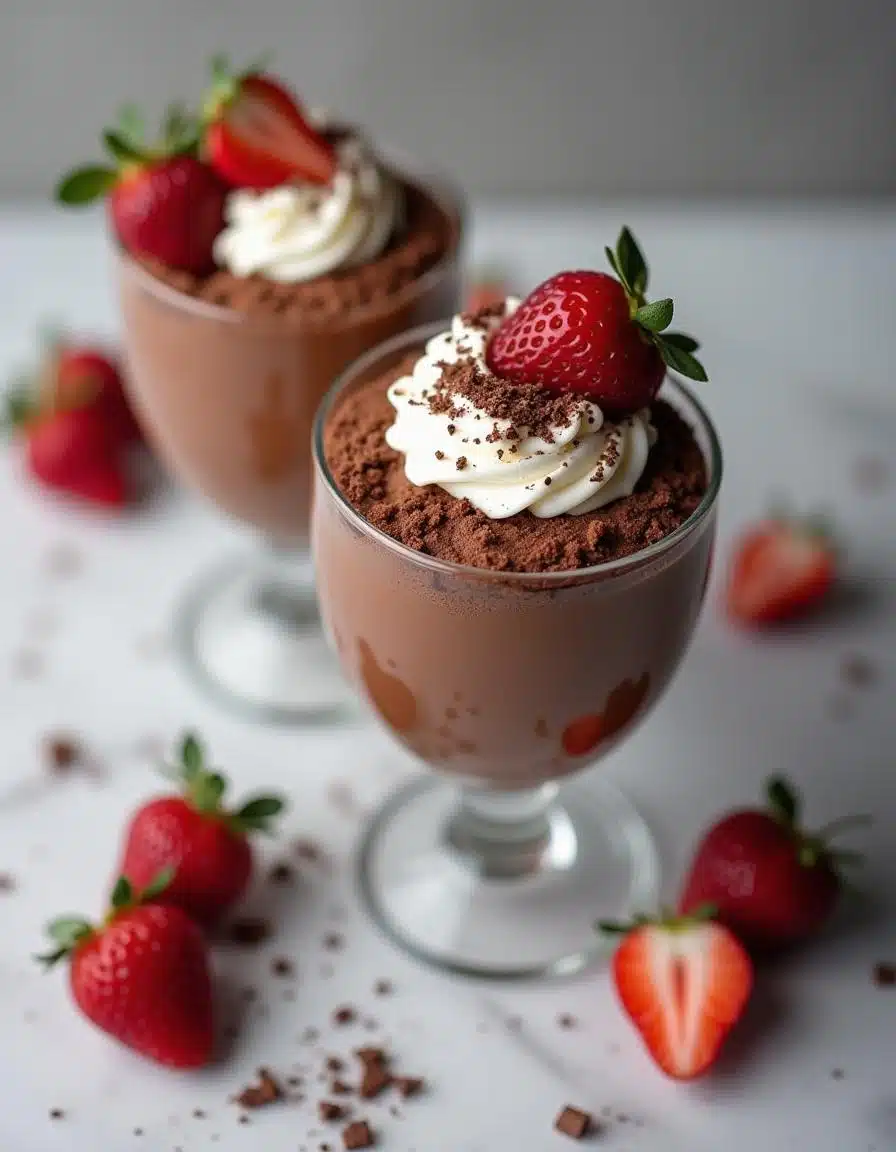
[312,320,723,584]
[115,149,465,335]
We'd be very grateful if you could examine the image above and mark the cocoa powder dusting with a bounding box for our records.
[323,360,708,574]
[139,181,451,321]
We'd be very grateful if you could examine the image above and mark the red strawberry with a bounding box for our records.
[679,778,868,951]
[726,515,835,625]
[202,56,335,189]
[57,106,227,273]
[119,732,284,927]
[23,406,127,508]
[55,345,142,444]
[601,909,753,1080]
[38,871,214,1069]
[487,228,706,415]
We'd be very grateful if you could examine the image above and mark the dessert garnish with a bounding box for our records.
[56,106,227,273]
[118,731,285,927]
[201,54,336,188]
[600,906,753,1080]
[37,871,214,1068]
[487,227,706,415]
[679,777,869,951]
[725,512,836,625]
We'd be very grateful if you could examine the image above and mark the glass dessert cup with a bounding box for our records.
[116,169,463,723]
[312,323,722,979]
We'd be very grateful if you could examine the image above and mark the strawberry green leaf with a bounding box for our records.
[662,331,700,354]
[103,130,144,165]
[117,103,145,148]
[35,946,70,968]
[604,246,628,292]
[767,777,798,826]
[192,771,227,813]
[55,166,118,205]
[657,339,708,382]
[635,298,673,333]
[210,52,232,85]
[162,103,200,155]
[111,876,134,910]
[180,732,203,780]
[47,917,93,947]
[140,866,175,901]
[235,795,285,833]
[616,227,648,298]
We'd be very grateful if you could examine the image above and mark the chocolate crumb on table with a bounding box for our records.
[557,1013,577,1029]
[319,1101,348,1123]
[333,1005,357,1026]
[342,1119,374,1150]
[326,1056,345,1073]
[373,979,393,996]
[0,872,16,893]
[49,1109,65,1120]
[294,837,326,864]
[44,733,82,774]
[354,1046,387,1068]
[268,861,295,884]
[233,1067,283,1109]
[393,1076,424,1099]
[228,916,273,946]
[554,1106,593,1139]
[331,1079,352,1095]
[359,1062,391,1099]
[271,955,295,978]
[323,931,345,951]
[873,961,896,987]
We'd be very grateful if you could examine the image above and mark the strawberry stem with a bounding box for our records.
[168,730,285,833]
[605,227,707,383]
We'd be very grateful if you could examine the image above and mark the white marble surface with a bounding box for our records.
[0,203,894,1152]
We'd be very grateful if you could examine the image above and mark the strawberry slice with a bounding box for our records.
[202,56,336,189]
[601,910,753,1080]
[726,516,835,625]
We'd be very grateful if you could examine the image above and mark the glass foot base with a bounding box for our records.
[358,775,659,980]
[175,556,350,724]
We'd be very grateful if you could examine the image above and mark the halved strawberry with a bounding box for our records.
[726,515,835,625]
[601,909,753,1080]
[202,56,336,189]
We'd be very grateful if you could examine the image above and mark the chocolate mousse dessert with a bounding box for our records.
[57,55,461,543]
[315,229,719,784]
[55,54,462,719]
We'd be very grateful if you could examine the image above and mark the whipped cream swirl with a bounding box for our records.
[385,304,656,519]
[213,134,404,282]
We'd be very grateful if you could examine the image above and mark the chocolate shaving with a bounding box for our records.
[228,917,272,946]
[554,1106,593,1139]
[342,1120,374,1149]
[233,1068,283,1109]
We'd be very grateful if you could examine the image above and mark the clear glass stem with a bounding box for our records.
[253,544,316,633]
[445,784,561,880]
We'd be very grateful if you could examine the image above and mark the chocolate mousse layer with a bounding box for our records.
[324,354,708,573]
[138,181,451,322]
[118,183,460,544]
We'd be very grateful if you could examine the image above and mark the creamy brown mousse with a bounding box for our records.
[314,348,714,787]
[118,180,460,544]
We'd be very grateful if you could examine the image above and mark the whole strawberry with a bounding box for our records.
[56,105,227,273]
[38,871,214,1068]
[679,778,868,952]
[601,907,753,1080]
[487,228,706,415]
[119,733,284,927]
[55,343,143,445]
